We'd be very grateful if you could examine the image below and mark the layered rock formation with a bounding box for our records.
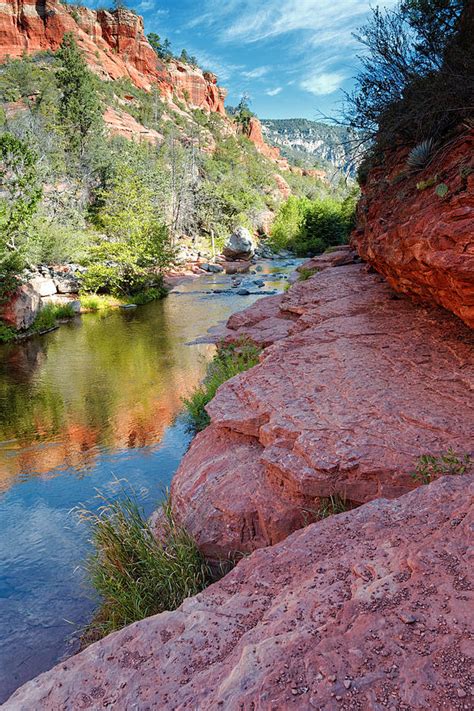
[0,0,226,113]
[170,249,473,560]
[6,475,473,710]
[352,128,474,328]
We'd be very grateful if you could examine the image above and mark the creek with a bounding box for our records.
[0,261,297,702]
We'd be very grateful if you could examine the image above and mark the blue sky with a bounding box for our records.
[87,0,397,120]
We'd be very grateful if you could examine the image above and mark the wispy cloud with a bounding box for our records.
[266,87,283,96]
[300,71,346,96]
[242,66,270,79]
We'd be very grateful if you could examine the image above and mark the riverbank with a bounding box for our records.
[4,242,472,706]
[0,260,296,702]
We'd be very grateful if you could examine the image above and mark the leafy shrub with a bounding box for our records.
[31,303,75,332]
[127,286,167,305]
[24,214,92,264]
[78,491,212,639]
[0,321,16,343]
[183,340,262,431]
[269,195,356,257]
[81,242,150,296]
[344,2,472,159]
[411,449,471,485]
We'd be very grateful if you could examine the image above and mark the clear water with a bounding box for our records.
[0,262,296,702]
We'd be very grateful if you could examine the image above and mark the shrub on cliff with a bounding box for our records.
[78,492,211,640]
[346,0,473,163]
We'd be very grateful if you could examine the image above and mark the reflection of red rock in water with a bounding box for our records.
[352,128,474,328]
[6,475,473,709]
[0,0,226,114]
[171,250,473,560]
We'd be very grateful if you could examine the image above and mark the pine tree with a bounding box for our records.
[56,33,103,159]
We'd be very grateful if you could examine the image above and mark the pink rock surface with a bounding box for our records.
[6,475,473,710]
[171,258,474,558]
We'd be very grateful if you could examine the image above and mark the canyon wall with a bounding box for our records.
[0,0,227,113]
[352,128,474,328]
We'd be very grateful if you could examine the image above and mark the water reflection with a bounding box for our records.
[0,263,296,702]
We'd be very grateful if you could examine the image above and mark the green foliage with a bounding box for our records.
[435,182,449,198]
[411,449,471,484]
[79,293,121,311]
[183,340,262,431]
[147,33,173,61]
[345,1,472,156]
[416,175,438,190]
[269,193,356,257]
[56,33,103,158]
[0,133,42,249]
[25,213,92,264]
[78,490,212,639]
[298,267,318,281]
[315,494,350,519]
[0,322,16,343]
[31,303,75,333]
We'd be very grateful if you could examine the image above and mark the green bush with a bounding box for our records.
[31,303,75,332]
[269,194,356,257]
[0,321,16,343]
[78,491,212,640]
[183,340,262,431]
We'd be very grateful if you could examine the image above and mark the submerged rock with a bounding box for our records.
[6,475,472,709]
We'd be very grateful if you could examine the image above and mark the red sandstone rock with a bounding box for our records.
[171,257,473,559]
[246,117,281,161]
[0,0,226,114]
[352,128,474,328]
[0,283,40,330]
[103,106,163,143]
[6,475,473,709]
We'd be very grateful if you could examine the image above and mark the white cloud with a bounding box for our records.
[242,66,270,79]
[266,87,283,96]
[300,70,346,95]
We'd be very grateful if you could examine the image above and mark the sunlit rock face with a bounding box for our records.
[352,128,474,328]
[5,475,473,709]
[0,0,226,113]
[170,250,473,560]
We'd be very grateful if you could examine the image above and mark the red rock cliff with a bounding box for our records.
[352,128,474,328]
[0,0,227,114]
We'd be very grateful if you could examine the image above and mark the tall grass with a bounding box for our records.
[78,492,211,641]
[183,340,262,431]
[31,303,76,332]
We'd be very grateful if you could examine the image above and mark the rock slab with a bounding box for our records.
[6,475,473,710]
[171,254,474,559]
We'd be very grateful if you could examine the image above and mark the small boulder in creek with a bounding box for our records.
[222,227,255,261]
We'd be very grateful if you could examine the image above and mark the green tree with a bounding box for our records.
[0,134,41,301]
[0,133,41,251]
[56,33,103,158]
[179,49,190,64]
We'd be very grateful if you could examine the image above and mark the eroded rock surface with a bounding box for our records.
[0,0,226,112]
[172,253,473,559]
[352,128,474,328]
[6,475,473,710]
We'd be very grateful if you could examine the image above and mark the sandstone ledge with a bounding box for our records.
[6,475,473,710]
[171,253,473,559]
